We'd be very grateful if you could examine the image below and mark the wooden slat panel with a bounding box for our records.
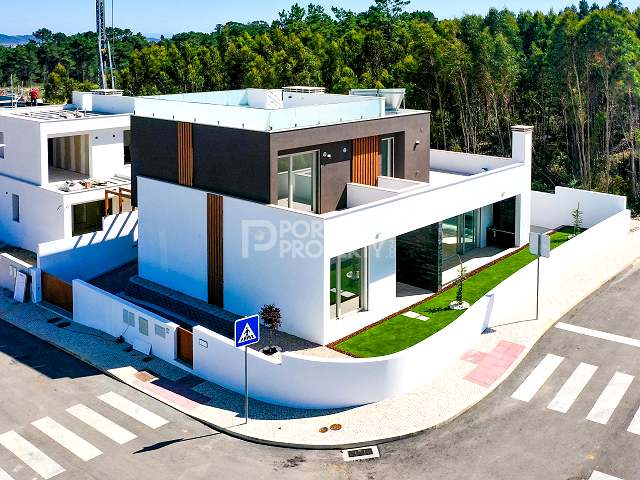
[177,122,193,186]
[176,327,193,365]
[42,271,73,313]
[207,194,224,307]
[351,135,379,186]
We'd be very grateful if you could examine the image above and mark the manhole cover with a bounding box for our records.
[319,427,328,433]
[330,423,342,431]
[341,446,380,462]
[134,371,158,383]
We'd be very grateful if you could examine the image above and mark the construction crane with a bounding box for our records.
[96,0,115,90]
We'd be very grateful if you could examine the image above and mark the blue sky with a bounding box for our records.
[2,0,640,36]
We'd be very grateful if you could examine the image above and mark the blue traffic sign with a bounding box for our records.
[235,315,260,348]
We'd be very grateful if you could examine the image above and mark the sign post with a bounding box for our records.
[529,232,551,320]
[234,314,260,424]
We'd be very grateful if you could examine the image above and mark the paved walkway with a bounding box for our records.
[2,222,639,449]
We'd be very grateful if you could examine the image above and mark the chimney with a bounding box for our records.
[511,125,533,247]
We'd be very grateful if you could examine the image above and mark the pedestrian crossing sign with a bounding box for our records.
[235,315,260,348]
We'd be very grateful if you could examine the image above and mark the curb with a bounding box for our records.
[3,253,636,450]
[0,307,545,450]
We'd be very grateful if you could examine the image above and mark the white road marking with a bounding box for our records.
[547,362,598,413]
[67,404,137,445]
[511,354,564,402]
[586,372,634,425]
[589,471,623,480]
[98,392,168,429]
[32,417,102,462]
[555,322,640,348]
[626,405,640,435]
[0,430,65,479]
[0,467,14,480]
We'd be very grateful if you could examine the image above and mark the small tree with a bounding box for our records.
[259,304,282,350]
[571,202,584,237]
[455,256,467,306]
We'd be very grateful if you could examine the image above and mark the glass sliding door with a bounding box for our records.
[442,209,480,259]
[379,137,394,177]
[461,210,478,252]
[277,150,319,213]
[442,216,459,259]
[329,248,368,319]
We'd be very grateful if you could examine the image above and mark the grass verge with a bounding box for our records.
[333,227,575,358]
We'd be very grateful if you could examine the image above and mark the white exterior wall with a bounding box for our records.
[223,196,326,344]
[38,211,138,282]
[0,115,45,184]
[323,163,530,259]
[73,280,178,363]
[88,128,125,179]
[531,187,627,229]
[73,200,630,409]
[138,177,208,301]
[0,176,65,251]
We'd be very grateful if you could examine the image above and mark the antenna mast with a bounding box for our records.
[96,0,115,90]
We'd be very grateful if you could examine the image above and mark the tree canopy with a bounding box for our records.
[2,1,640,207]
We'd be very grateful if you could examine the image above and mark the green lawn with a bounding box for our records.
[335,227,576,358]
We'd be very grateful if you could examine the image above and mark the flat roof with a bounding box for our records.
[4,107,119,123]
[134,88,428,132]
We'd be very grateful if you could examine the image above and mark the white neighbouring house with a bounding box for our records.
[0,92,137,252]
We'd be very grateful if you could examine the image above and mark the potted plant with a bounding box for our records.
[449,256,470,310]
[259,304,282,355]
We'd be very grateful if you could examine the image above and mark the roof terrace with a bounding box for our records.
[133,88,425,132]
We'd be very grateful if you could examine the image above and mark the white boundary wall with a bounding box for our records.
[72,201,631,408]
[531,186,627,229]
[38,211,138,282]
[73,280,178,363]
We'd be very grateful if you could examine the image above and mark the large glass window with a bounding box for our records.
[442,209,480,259]
[277,150,319,213]
[379,137,394,177]
[329,248,368,319]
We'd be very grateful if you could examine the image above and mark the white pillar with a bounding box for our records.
[512,126,533,246]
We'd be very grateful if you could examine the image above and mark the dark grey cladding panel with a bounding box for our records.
[192,124,271,204]
[396,223,442,292]
[130,116,179,205]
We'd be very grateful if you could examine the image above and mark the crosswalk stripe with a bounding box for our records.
[67,404,137,445]
[98,392,168,429]
[511,354,564,402]
[586,372,634,425]
[589,471,623,480]
[0,430,65,479]
[32,417,102,462]
[626,405,640,435]
[0,467,15,480]
[547,362,598,413]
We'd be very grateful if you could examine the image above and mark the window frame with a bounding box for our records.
[379,137,394,177]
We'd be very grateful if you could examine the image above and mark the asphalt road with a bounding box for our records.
[2,260,640,479]
[0,322,345,480]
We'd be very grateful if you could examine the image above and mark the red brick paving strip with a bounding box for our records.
[461,340,526,388]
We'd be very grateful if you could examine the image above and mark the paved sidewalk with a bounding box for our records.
[2,224,639,449]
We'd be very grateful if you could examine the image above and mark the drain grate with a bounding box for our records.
[341,446,380,462]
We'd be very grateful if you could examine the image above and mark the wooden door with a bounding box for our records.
[176,327,193,366]
[42,271,73,313]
